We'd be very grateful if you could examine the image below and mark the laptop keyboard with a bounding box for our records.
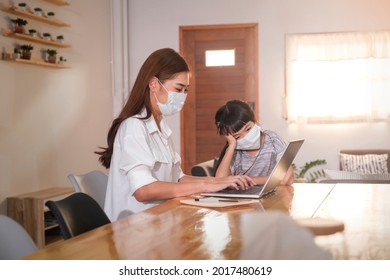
[218,185,264,195]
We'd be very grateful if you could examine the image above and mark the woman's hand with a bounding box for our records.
[204,175,256,193]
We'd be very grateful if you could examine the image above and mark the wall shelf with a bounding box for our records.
[2,28,71,48]
[1,1,71,69]
[2,57,70,68]
[0,3,71,27]
[41,0,70,6]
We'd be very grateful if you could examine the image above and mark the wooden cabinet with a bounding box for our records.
[7,187,74,248]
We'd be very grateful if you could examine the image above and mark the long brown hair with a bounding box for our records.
[95,48,189,168]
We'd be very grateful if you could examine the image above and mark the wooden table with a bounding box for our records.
[23,183,390,260]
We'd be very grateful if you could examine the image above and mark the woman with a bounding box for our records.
[214,100,294,186]
[96,49,254,220]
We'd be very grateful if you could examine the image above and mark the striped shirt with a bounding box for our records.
[230,130,286,176]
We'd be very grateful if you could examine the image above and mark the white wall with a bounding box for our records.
[0,0,112,214]
[128,0,390,171]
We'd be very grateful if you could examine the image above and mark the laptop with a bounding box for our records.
[201,139,304,199]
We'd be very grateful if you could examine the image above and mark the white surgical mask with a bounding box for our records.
[154,80,187,116]
[236,124,261,150]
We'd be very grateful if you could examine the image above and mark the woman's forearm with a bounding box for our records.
[134,174,255,202]
[133,180,207,202]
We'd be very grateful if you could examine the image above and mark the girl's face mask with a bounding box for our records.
[236,123,261,150]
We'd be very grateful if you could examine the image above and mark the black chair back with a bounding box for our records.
[45,192,110,240]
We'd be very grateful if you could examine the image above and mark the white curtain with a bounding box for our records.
[286,31,390,123]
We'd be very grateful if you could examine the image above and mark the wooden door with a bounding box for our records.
[180,23,258,174]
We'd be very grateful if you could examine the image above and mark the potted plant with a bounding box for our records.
[56,35,64,43]
[47,12,55,19]
[28,29,37,37]
[58,56,67,64]
[17,3,27,10]
[10,18,28,34]
[292,159,327,183]
[20,44,33,60]
[13,47,21,59]
[42,33,51,40]
[33,8,43,16]
[46,49,57,64]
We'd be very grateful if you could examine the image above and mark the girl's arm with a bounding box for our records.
[248,166,294,186]
[280,166,295,186]
[249,176,269,185]
[215,135,236,177]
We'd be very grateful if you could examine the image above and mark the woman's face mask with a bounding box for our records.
[236,123,261,150]
[154,80,187,116]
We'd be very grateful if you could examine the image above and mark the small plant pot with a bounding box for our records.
[43,35,51,41]
[14,25,25,34]
[29,31,37,37]
[18,4,27,11]
[56,36,64,43]
[48,55,57,64]
[58,56,67,64]
[21,51,32,60]
[34,11,43,16]
[13,53,21,59]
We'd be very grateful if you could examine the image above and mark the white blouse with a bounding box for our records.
[104,109,184,221]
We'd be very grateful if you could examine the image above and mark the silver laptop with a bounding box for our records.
[201,139,304,199]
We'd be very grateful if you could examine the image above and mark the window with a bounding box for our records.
[285,31,390,123]
[205,49,235,67]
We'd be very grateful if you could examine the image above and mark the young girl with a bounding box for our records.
[214,100,294,186]
[96,49,254,220]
